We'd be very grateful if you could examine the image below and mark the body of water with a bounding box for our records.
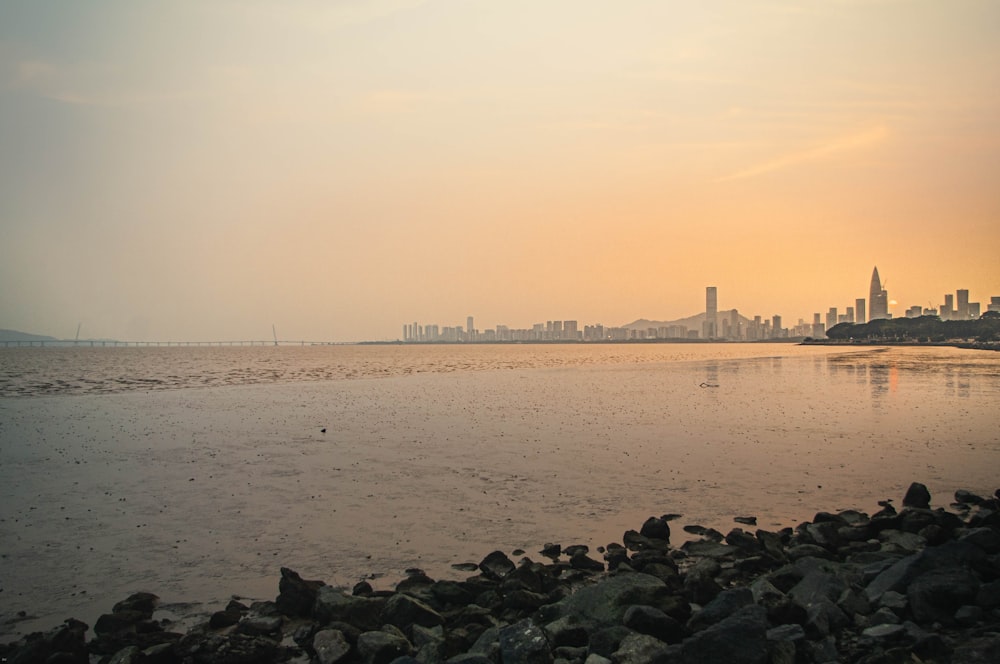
[1,343,998,638]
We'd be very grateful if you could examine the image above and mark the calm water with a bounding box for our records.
[1,343,998,639]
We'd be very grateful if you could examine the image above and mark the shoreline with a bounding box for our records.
[4,483,999,663]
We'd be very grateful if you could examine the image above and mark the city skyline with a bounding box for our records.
[2,2,998,342]
[400,271,999,344]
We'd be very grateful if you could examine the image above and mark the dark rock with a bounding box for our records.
[276,567,325,618]
[356,630,411,664]
[907,566,980,624]
[587,625,634,658]
[956,489,985,505]
[445,655,493,664]
[498,619,551,664]
[478,550,515,580]
[950,635,1000,663]
[735,516,757,526]
[542,616,595,648]
[622,530,669,552]
[314,586,385,631]
[431,580,474,607]
[623,605,686,644]
[639,516,671,541]
[724,528,760,553]
[106,646,141,664]
[902,482,931,508]
[112,593,159,619]
[569,551,605,572]
[540,543,562,559]
[961,526,1000,553]
[563,544,590,557]
[236,614,282,636]
[678,604,768,664]
[209,609,241,629]
[384,593,444,630]
[861,623,905,642]
[976,579,1000,609]
[313,629,351,664]
[546,572,670,626]
[688,587,753,632]
[955,604,983,626]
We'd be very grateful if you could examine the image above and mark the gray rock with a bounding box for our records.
[314,586,385,631]
[546,572,670,626]
[611,633,671,664]
[542,616,595,649]
[313,629,351,664]
[879,590,908,615]
[583,655,612,664]
[468,626,500,657]
[237,614,282,636]
[107,646,141,664]
[861,623,905,641]
[384,593,444,630]
[357,630,412,664]
[868,607,901,626]
[766,624,805,643]
[955,604,983,626]
[498,619,552,664]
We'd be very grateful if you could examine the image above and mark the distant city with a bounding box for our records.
[402,266,1000,343]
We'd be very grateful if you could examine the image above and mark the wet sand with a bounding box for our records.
[1,346,998,638]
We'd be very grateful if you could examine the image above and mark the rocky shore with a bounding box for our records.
[4,483,999,664]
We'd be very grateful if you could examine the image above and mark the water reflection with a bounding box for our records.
[825,348,990,401]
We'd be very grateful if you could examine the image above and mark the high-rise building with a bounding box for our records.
[956,289,969,320]
[846,306,855,323]
[467,316,474,340]
[869,267,889,320]
[855,298,866,324]
[563,320,578,341]
[704,287,718,339]
[771,315,782,338]
[941,294,954,320]
[826,307,838,331]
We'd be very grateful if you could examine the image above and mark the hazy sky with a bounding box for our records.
[2,1,998,341]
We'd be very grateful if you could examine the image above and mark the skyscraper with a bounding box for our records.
[869,267,888,320]
[956,290,969,320]
[704,287,718,339]
[855,298,866,324]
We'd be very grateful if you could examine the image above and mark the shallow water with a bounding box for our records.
[1,343,998,639]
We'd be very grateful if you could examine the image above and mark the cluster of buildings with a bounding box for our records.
[814,266,998,338]
[401,267,998,343]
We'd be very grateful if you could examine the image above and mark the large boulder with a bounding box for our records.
[546,572,671,626]
[902,482,931,509]
[384,593,444,630]
[677,605,769,664]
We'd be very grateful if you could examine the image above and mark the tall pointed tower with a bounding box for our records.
[869,266,888,320]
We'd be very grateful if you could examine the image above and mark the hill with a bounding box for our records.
[0,329,59,342]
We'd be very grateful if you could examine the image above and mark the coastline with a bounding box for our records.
[4,483,999,663]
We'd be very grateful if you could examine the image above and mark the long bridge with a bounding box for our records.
[1,339,352,348]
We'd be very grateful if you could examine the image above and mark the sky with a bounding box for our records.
[1,1,998,342]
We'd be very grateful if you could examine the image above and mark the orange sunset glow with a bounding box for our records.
[1,1,998,341]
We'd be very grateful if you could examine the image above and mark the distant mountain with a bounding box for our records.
[0,329,59,342]
[623,310,751,332]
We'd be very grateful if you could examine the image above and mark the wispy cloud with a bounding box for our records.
[715,125,890,182]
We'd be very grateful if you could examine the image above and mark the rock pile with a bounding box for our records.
[3,483,999,663]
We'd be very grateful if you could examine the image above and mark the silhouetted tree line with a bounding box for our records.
[826,311,1000,343]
